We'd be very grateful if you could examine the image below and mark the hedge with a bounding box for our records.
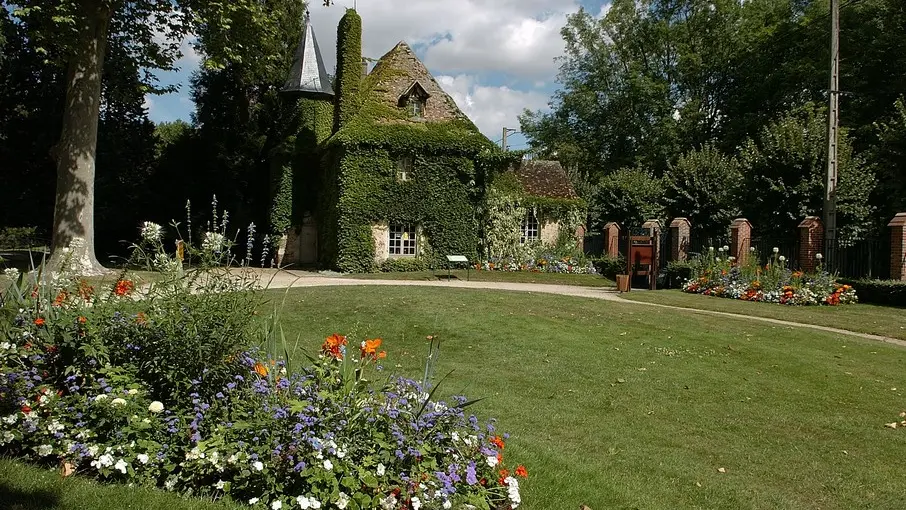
[839,278,906,307]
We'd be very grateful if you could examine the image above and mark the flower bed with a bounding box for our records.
[681,247,857,306]
[475,256,595,275]
[0,228,527,509]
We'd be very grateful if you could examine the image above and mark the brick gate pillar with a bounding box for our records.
[797,216,824,272]
[889,213,906,281]
[669,218,691,262]
[642,219,662,239]
[603,222,621,259]
[730,218,752,264]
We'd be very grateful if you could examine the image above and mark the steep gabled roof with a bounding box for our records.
[513,160,579,199]
[363,41,470,123]
[282,13,334,97]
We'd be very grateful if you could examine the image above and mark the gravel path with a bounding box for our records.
[251,269,906,348]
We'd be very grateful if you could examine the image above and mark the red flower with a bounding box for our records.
[498,468,510,485]
[321,334,347,360]
[20,405,31,414]
[114,279,135,297]
[33,318,45,327]
[78,316,87,324]
[490,436,505,450]
[515,465,528,478]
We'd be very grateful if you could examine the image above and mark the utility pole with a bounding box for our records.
[502,127,517,151]
[824,0,840,247]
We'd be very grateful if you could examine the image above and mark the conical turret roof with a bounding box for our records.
[282,12,334,97]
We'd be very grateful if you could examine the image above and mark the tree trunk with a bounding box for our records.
[47,0,112,275]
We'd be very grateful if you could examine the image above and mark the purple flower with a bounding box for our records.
[466,462,478,485]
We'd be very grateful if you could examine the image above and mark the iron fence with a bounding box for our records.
[822,237,890,279]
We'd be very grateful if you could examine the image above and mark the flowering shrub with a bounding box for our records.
[0,228,527,508]
[681,247,857,306]
[475,255,595,275]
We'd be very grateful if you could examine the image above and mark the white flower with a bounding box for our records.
[111,398,127,406]
[37,444,53,456]
[249,497,260,505]
[272,501,283,510]
[376,463,385,476]
[252,460,264,471]
[709,246,714,252]
[323,459,333,471]
[715,257,721,262]
[127,388,139,395]
[136,454,149,464]
[215,479,225,490]
[816,253,823,260]
[141,222,163,243]
[336,447,347,459]
[0,342,10,350]
[722,245,729,252]
[486,455,499,468]
[672,109,682,121]
[442,500,452,509]
[773,247,780,254]
[779,256,786,263]
[505,476,521,507]
[114,458,129,474]
[296,496,311,509]
[94,394,108,402]
[410,497,421,510]
[202,232,226,252]
[3,268,19,280]
[728,256,736,262]
[148,401,164,413]
[336,493,349,509]
[141,418,150,424]
[750,246,756,252]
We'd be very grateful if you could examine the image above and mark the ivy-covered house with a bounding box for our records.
[275,9,584,272]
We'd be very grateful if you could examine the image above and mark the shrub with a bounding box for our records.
[377,257,430,273]
[664,260,699,289]
[839,278,906,307]
[591,255,625,280]
[0,226,42,250]
[0,228,528,508]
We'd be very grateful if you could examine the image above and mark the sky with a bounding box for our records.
[144,0,612,150]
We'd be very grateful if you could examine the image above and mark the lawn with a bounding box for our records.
[5,285,906,509]
[345,269,615,287]
[0,458,241,510]
[619,289,906,341]
[263,286,906,509]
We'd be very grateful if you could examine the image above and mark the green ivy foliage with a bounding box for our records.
[334,9,362,129]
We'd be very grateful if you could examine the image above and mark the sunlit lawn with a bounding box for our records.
[4,285,905,509]
[620,289,906,340]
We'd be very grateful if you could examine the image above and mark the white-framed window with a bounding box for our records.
[396,157,414,182]
[521,211,539,244]
[407,97,425,118]
[389,223,417,256]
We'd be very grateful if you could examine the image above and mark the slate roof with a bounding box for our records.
[513,160,579,199]
[282,13,334,97]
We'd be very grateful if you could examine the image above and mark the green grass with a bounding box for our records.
[6,285,906,509]
[346,269,615,287]
[620,289,906,340]
[0,458,241,510]
[262,286,906,509]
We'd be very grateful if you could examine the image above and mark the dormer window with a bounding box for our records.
[399,81,430,119]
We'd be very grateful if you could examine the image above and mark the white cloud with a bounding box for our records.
[142,94,154,113]
[435,74,550,139]
[309,0,585,79]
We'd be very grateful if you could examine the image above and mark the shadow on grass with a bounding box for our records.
[0,483,61,510]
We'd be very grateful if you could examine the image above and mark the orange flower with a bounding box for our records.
[78,280,94,300]
[321,334,347,360]
[135,312,147,325]
[361,338,383,359]
[497,468,510,485]
[78,316,87,324]
[114,279,134,297]
[490,436,505,450]
[53,291,67,307]
[34,317,45,327]
[496,453,503,464]
[515,465,528,478]
[254,362,269,377]
[378,351,387,359]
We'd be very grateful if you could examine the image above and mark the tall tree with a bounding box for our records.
[7,0,328,273]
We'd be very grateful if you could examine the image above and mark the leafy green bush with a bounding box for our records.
[377,257,430,273]
[664,260,700,288]
[838,278,906,307]
[591,255,625,279]
[0,227,41,250]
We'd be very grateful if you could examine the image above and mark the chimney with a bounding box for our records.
[335,8,363,128]
[361,58,368,79]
